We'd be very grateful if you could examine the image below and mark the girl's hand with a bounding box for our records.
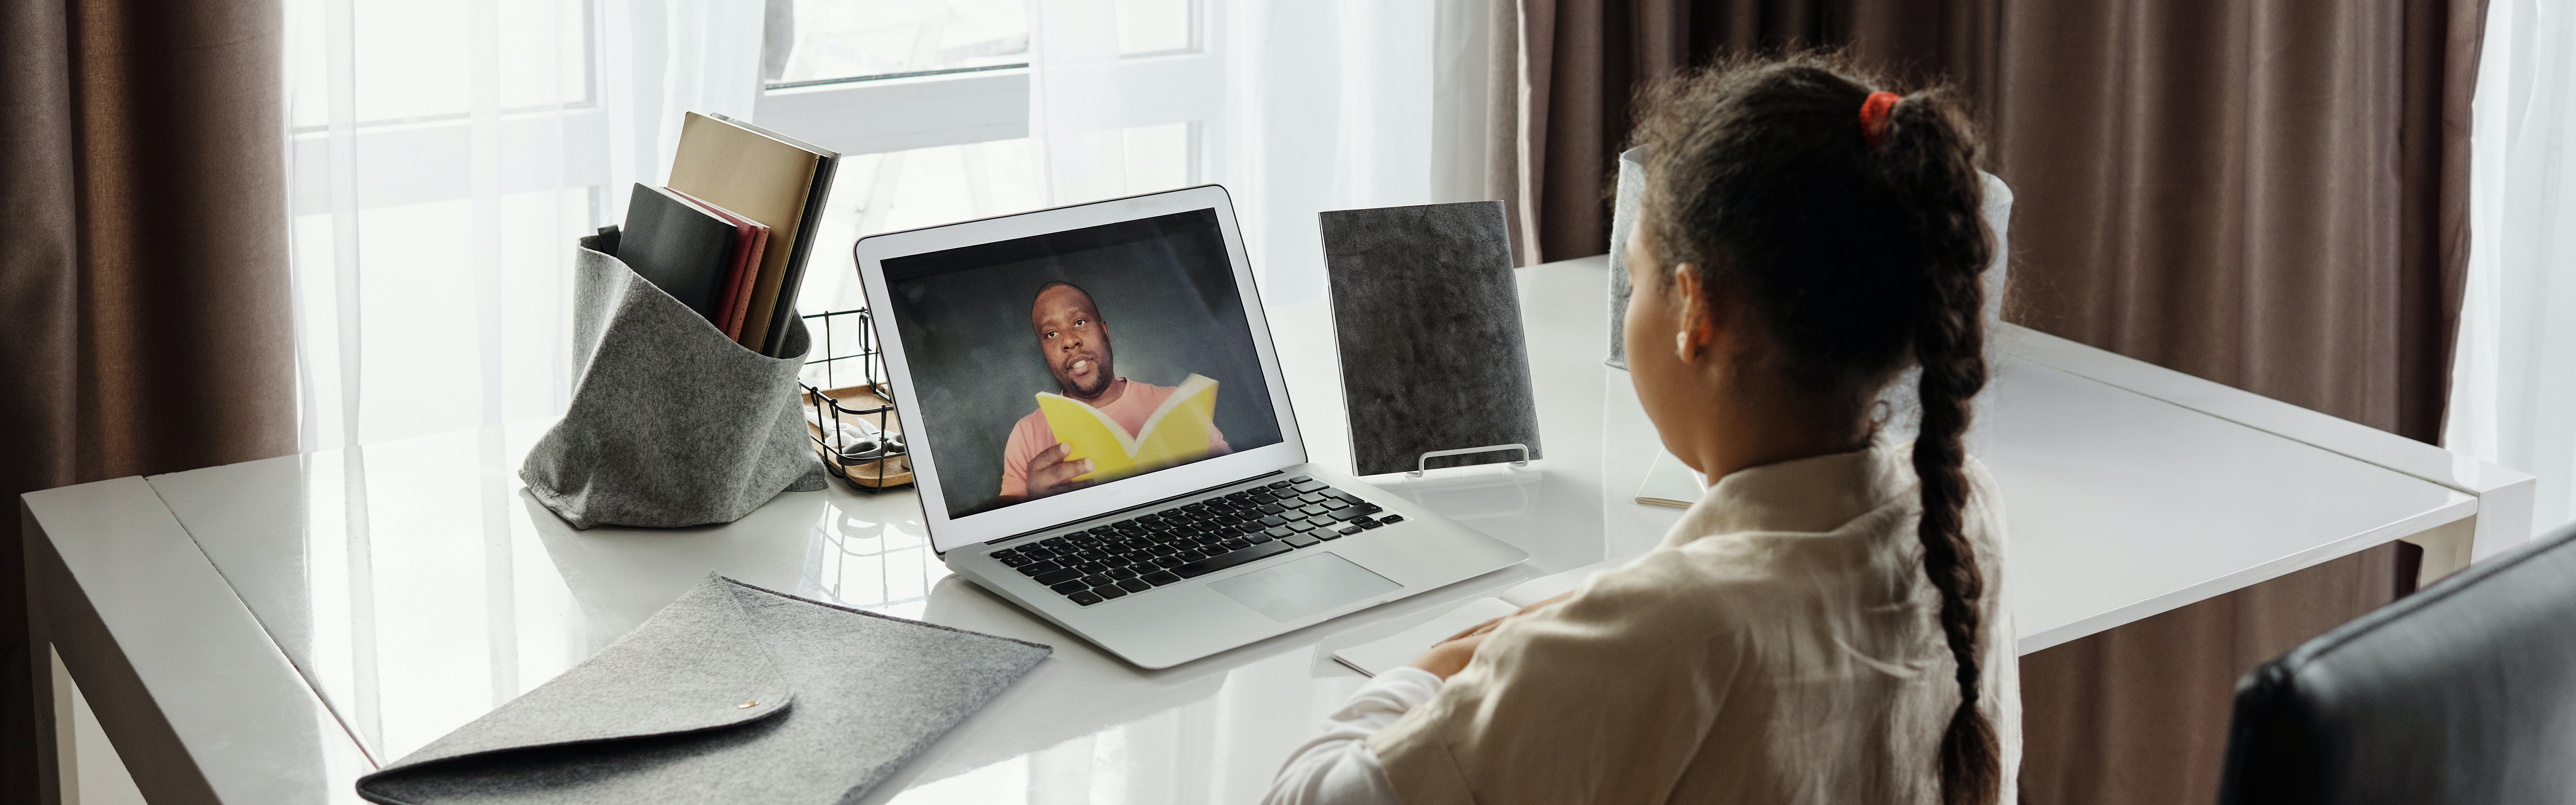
[1406,591,1578,679]
[1409,631,1491,679]
[1512,591,1573,617]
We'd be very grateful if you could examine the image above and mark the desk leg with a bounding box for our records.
[2468,477,2539,564]
[25,509,225,805]
[2018,543,2408,805]
[51,644,149,805]
[27,507,64,805]
[2403,517,2478,588]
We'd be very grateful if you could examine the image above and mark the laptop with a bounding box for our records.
[854,185,1529,669]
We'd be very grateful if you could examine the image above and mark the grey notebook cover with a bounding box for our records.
[355,574,1050,805]
[618,183,739,322]
[1319,201,1543,476]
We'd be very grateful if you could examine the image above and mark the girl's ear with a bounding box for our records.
[1670,264,1721,362]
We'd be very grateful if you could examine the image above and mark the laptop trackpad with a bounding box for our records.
[1209,553,1402,622]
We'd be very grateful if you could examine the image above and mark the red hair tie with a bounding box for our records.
[1859,91,1901,147]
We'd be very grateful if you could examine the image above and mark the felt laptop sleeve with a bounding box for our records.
[355,575,1050,805]
[520,231,827,529]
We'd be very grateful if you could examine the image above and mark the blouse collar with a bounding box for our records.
[1660,433,1914,548]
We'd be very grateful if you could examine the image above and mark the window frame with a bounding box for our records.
[753,0,1221,185]
[282,2,1220,218]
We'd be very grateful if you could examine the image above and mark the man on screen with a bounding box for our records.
[998,281,1229,502]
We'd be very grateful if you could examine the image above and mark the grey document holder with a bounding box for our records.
[520,232,827,529]
[1318,201,1543,477]
[1605,146,1647,369]
[355,575,1050,805]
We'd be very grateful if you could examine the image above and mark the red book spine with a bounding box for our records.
[670,188,768,340]
[723,228,769,340]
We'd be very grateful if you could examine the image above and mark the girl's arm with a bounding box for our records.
[1263,667,1446,805]
[1267,593,1560,804]
[1366,551,1730,804]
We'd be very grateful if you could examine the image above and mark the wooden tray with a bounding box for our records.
[802,384,914,489]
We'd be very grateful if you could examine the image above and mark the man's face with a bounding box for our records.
[1031,285,1115,397]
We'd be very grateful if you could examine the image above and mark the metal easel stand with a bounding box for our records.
[1407,444,1532,478]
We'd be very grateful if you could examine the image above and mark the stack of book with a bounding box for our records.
[616,112,839,358]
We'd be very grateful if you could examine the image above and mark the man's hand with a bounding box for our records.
[1026,442,1095,498]
[1404,591,1574,680]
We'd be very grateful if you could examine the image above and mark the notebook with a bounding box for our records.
[670,189,771,341]
[712,113,840,356]
[1318,201,1542,476]
[617,184,740,322]
[666,113,837,356]
[1034,374,1219,483]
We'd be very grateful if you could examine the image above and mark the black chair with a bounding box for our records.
[2217,520,2576,805]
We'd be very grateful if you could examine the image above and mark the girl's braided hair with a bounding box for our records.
[1634,53,1999,805]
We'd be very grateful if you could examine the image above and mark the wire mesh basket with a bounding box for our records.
[798,307,912,490]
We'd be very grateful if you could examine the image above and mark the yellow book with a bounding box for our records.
[1036,375,1219,483]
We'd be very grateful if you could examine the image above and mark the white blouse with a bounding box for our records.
[1265,436,2018,805]
[1265,668,1440,805]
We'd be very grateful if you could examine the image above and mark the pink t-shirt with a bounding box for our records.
[1001,378,1230,498]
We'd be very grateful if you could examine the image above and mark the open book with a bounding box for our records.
[1329,561,1611,677]
[1036,374,1218,483]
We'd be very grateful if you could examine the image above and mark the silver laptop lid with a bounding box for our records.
[854,185,1308,555]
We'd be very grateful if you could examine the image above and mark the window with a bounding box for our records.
[769,0,1029,87]
[797,124,1198,315]
[288,0,593,128]
[285,0,604,447]
[759,0,1221,322]
[281,0,1242,448]
[766,0,1198,88]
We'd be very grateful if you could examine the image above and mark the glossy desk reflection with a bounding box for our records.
[26,255,2527,805]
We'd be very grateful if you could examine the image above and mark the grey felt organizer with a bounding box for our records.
[355,574,1051,805]
[519,231,825,529]
[1318,201,1543,476]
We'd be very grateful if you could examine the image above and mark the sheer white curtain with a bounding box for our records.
[287,0,1487,442]
[1027,0,1493,305]
[1033,0,1131,205]
[284,0,762,451]
[1007,2,1495,800]
[2447,0,2576,536]
[1216,0,1493,304]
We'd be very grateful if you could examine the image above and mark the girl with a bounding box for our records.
[1265,56,2018,805]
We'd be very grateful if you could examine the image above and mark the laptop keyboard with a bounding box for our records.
[983,475,1408,607]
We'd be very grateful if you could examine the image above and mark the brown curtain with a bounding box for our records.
[1,0,297,800]
[1494,0,2001,264]
[1498,0,2482,444]
[1988,0,2486,444]
[1495,0,2485,803]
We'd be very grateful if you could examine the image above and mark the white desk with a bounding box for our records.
[22,255,2534,805]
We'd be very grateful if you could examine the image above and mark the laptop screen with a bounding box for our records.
[881,207,1288,522]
